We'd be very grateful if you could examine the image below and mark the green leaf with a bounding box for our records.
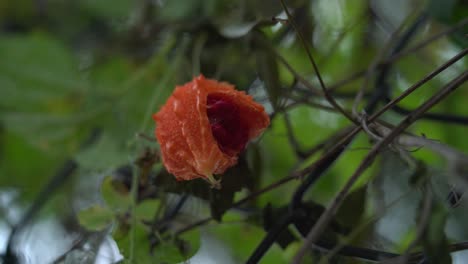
[427,0,457,23]
[210,157,254,221]
[77,204,114,231]
[257,113,297,207]
[256,47,282,110]
[156,0,204,22]
[116,223,200,263]
[427,0,468,47]
[135,199,161,221]
[423,202,452,263]
[101,176,132,212]
[80,0,133,19]
[0,131,58,199]
[0,33,83,94]
[335,185,367,228]
[0,33,87,150]
[74,135,129,172]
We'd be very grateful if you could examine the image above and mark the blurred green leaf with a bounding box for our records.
[81,0,133,19]
[258,113,297,207]
[210,157,254,220]
[135,199,160,221]
[423,202,452,263]
[0,33,86,151]
[335,185,367,228]
[116,223,200,263]
[256,46,282,110]
[0,33,84,99]
[246,144,264,188]
[77,204,114,231]
[427,0,457,23]
[0,131,58,199]
[0,0,35,24]
[74,135,129,172]
[156,0,205,22]
[101,175,132,212]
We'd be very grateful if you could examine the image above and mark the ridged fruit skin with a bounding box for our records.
[153,75,270,183]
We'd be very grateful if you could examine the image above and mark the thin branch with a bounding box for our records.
[174,218,212,237]
[51,234,88,264]
[283,111,306,158]
[272,49,322,96]
[291,47,467,194]
[150,194,189,237]
[327,17,468,92]
[277,50,467,254]
[373,124,468,162]
[321,240,468,263]
[246,213,297,264]
[385,100,468,125]
[279,0,358,124]
[353,9,423,117]
[318,11,369,67]
[300,126,354,158]
[365,12,428,113]
[290,126,356,209]
[371,48,468,118]
[282,54,465,261]
[292,71,468,263]
[174,174,299,237]
[244,127,357,264]
[174,126,353,239]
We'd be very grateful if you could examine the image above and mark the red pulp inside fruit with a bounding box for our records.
[207,94,249,156]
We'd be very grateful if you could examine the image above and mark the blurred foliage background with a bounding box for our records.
[0,0,467,263]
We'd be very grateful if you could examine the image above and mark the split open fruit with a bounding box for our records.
[153,75,270,188]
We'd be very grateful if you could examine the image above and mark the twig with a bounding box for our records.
[366,12,428,113]
[300,126,354,158]
[327,17,468,92]
[371,48,468,119]
[352,9,422,117]
[243,126,357,264]
[290,127,355,209]
[373,124,468,162]
[279,48,467,244]
[283,111,306,158]
[386,100,468,125]
[246,213,297,264]
[174,218,212,237]
[151,194,189,234]
[291,71,468,263]
[322,240,468,263]
[318,12,369,67]
[290,47,467,206]
[272,49,322,96]
[279,0,358,124]
[174,174,299,237]
[51,234,88,264]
